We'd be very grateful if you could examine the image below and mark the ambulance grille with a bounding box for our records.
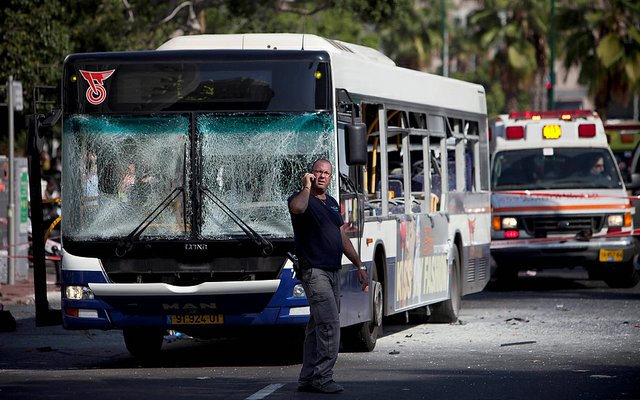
[522,215,604,236]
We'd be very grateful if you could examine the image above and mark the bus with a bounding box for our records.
[60,33,491,357]
[604,120,640,183]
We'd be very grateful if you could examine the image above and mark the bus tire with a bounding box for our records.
[123,328,165,359]
[603,260,640,288]
[341,262,382,352]
[429,243,461,323]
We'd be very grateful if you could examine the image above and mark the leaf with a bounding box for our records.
[508,46,528,69]
[624,53,640,84]
[480,29,499,48]
[596,34,624,68]
[629,27,640,45]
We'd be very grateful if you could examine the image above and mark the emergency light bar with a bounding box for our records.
[578,124,596,137]
[509,110,596,121]
[506,126,525,140]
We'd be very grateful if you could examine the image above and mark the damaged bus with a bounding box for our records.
[60,34,491,357]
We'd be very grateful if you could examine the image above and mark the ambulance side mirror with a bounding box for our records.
[628,172,640,191]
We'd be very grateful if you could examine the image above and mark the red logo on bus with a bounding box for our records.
[79,69,115,105]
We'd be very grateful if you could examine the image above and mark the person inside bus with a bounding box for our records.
[288,158,369,394]
[118,162,137,201]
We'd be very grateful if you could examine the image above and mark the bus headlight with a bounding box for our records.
[292,283,306,298]
[64,286,95,300]
[607,214,624,227]
[501,217,518,230]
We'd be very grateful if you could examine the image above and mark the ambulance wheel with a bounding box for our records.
[430,243,461,323]
[603,260,640,288]
[341,261,382,352]
[123,328,165,359]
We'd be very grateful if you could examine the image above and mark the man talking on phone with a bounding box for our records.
[288,158,369,394]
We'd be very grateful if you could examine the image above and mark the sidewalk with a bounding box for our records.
[0,265,60,306]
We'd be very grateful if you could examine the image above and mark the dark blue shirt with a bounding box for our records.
[288,193,344,270]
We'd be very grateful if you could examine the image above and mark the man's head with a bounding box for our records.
[311,159,333,193]
[590,156,605,175]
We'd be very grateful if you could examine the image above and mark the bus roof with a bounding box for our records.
[157,34,487,117]
[158,33,396,65]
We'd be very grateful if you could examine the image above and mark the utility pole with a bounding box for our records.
[441,0,449,77]
[7,76,16,285]
[547,0,556,110]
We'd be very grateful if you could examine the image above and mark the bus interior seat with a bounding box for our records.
[388,179,403,198]
[431,174,442,197]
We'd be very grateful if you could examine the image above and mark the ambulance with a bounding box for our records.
[490,110,639,288]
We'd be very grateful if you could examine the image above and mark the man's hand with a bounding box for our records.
[301,173,315,190]
[358,268,369,292]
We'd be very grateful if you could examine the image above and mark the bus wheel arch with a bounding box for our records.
[341,244,385,352]
[429,237,462,323]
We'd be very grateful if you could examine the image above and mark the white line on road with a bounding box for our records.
[245,383,285,399]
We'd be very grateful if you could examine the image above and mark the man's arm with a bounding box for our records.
[341,226,369,291]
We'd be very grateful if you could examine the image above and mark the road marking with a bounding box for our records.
[245,383,285,399]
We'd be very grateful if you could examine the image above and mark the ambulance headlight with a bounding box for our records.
[292,283,306,298]
[607,214,624,227]
[501,217,518,229]
[64,286,94,300]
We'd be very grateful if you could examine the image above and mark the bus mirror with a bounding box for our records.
[345,123,367,165]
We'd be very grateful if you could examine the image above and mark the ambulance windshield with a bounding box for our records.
[492,148,623,190]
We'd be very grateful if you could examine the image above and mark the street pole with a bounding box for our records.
[547,0,556,110]
[441,0,448,77]
[7,76,15,285]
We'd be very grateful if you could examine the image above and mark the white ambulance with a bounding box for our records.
[490,110,639,288]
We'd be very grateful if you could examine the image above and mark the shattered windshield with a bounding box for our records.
[198,112,335,239]
[491,148,623,190]
[62,115,190,241]
[62,112,335,241]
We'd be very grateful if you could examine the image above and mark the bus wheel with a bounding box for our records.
[123,328,165,359]
[603,260,640,288]
[341,265,382,352]
[430,243,461,323]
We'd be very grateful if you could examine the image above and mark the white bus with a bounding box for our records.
[60,33,491,357]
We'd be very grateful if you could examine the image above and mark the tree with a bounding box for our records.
[556,0,640,120]
[0,0,416,156]
[467,0,550,112]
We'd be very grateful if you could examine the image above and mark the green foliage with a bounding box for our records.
[2,0,639,156]
[557,0,640,119]
[466,0,550,112]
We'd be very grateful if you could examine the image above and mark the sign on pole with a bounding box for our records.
[13,81,23,111]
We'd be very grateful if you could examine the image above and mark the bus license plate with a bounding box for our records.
[599,249,623,262]
[169,314,224,325]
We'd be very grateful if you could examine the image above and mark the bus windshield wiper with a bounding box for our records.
[115,186,184,257]
[199,185,274,256]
